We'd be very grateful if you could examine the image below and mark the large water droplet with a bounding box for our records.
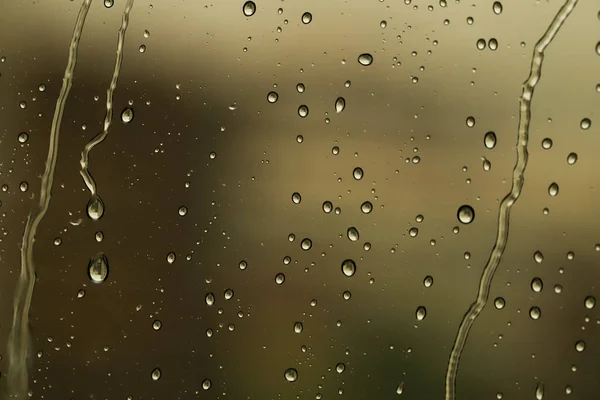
[457,205,475,224]
[529,306,541,320]
[575,340,586,352]
[88,253,109,284]
[423,275,433,288]
[292,192,302,204]
[87,195,105,220]
[494,297,505,310]
[104,0,114,8]
[341,259,356,277]
[336,363,345,374]
[323,201,333,213]
[567,152,578,165]
[492,1,503,15]
[202,379,212,390]
[357,53,373,66]
[548,182,559,196]
[335,97,346,113]
[284,368,298,382]
[152,320,162,330]
[151,368,161,381]
[347,227,359,241]
[121,107,134,123]
[205,292,215,306]
[484,131,497,149]
[541,138,553,149]
[416,306,427,321]
[531,277,543,293]
[298,105,309,118]
[535,383,544,400]
[17,132,29,143]
[301,238,312,250]
[301,12,312,24]
[267,91,279,103]
[294,321,303,333]
[534,251,544,263]
[580,118,591,130]
[353,167,364,180]
[242,1,256,16]
[361,201,373,214]
[396,382,404,394]
[584,295,596,309]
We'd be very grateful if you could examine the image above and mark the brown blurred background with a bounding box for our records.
[1,0,599,399]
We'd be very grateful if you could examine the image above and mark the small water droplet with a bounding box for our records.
[121,107,134,123]
[301,238,312,250]
[457,205,475,224]
[336,363,345,374]
[416,306,427,321]
[296,83,305,93]
[87,195,105,220]
[335,97,346,113]
[19,181,28,192]
[466,116,475,127]
[284,368,298,382]
[88,253,109,284]
[301,12,312,24]
[343,290,352,300]
[347,227,359,242]
[358,53,373,66]
[341,259,356,277]
[548,182,559,196]
[242,1,256,16]
[139,44,146,53]
[484,131,497,149]
[95,231,104,242]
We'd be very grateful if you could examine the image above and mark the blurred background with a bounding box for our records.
[0,0,599,399]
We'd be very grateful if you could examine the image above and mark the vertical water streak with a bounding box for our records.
[444,1,578,399]
[80,0,135,208]
[7,1,93,398]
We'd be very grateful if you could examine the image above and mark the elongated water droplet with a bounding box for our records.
[489,38,498,51]
[205,292,215,306]
[358,53,373,66]
[492,1,503,15]
[292,192,301,204]
[466,116,475,127]
[536,382,544,400]
[335,97,346,113]
[323,201,333,213]
[416,306,427,321]
[347,227,359,242]
[275,273,285,284]
[567,152,578,165]
[294,321,303,333]
[341,259,356,277]
[534,251,544,263]
[87,195,105,220]
[336,362,345,374]
[296,83,305,93]
[484,131,497,149]
[423,275,433,287]
[476,39,486,50]
[531,277,543,293]
[396,382,404,394]
[151,368,161,381]
[242,1,256,16]
[548,182,559,196]
[166,252,176,264]
[88,253,109,284]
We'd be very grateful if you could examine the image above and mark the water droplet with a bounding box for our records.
[301,238,312,250]
[202,379,212,390]
[77,289,86,299]
[151,368,161,381]
[534,251,544,263]
[542,138,553,149]
[38,83,46,92]
[178,206,188,216]
[548,182,559,197]
[205,293,215,306]
[335,363,345,374]
[341,259,356,277]
[288,233,296,242]
[416,306,427,321]
[361,201,373,214]
[554,284,563,294]
[292,192,302,204]
[17,132,29,143]
[323,201,333,213]
[275,273,285,284]
[358,53,373,66]
[494,297,505,310]
[483,158,491,171]
[344,80,351,88]
[380,20,387,28]
[409,227,419,237]
[294,321,303,333]
[489,38,498,51]
[298,105,309,118]
[347,227,360,242]
[457,205,475,224]
[267,91,279,103]
[139,44,146,53]
[466,116,475,127]
[104,0,114,7]
[87,195,105,220]
[529,306,541,320]
[396,382,404,395]
[531,277,543,293]
[243,1,256,16]
[492,1,503,14]
[19,181,28,192]
[95,231,104,242]
[121,107,134,123]
[466,16,474,25]
[301,12,312,24]
[476,39,486,50]
[536,383,544,400]
[143,30,150,38]
[166,252,176,264]
[424,275,433,287]
[353,167,364,180]
[573,339,586,352]
[484,131,497,149]
[152,320,162,330]
[296,83,305,93]
[343,290,352,300]
[567,152,578,165]
[580,118,591,130]
[224,288,234,300]
[88,253,109,284]
[284,368,298,382]
[585,295,596,309]
[335,97,346,113]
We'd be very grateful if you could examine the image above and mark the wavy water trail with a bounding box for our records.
[444,1,578,399]
[7,1,92,398]
[80,0,135,217]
